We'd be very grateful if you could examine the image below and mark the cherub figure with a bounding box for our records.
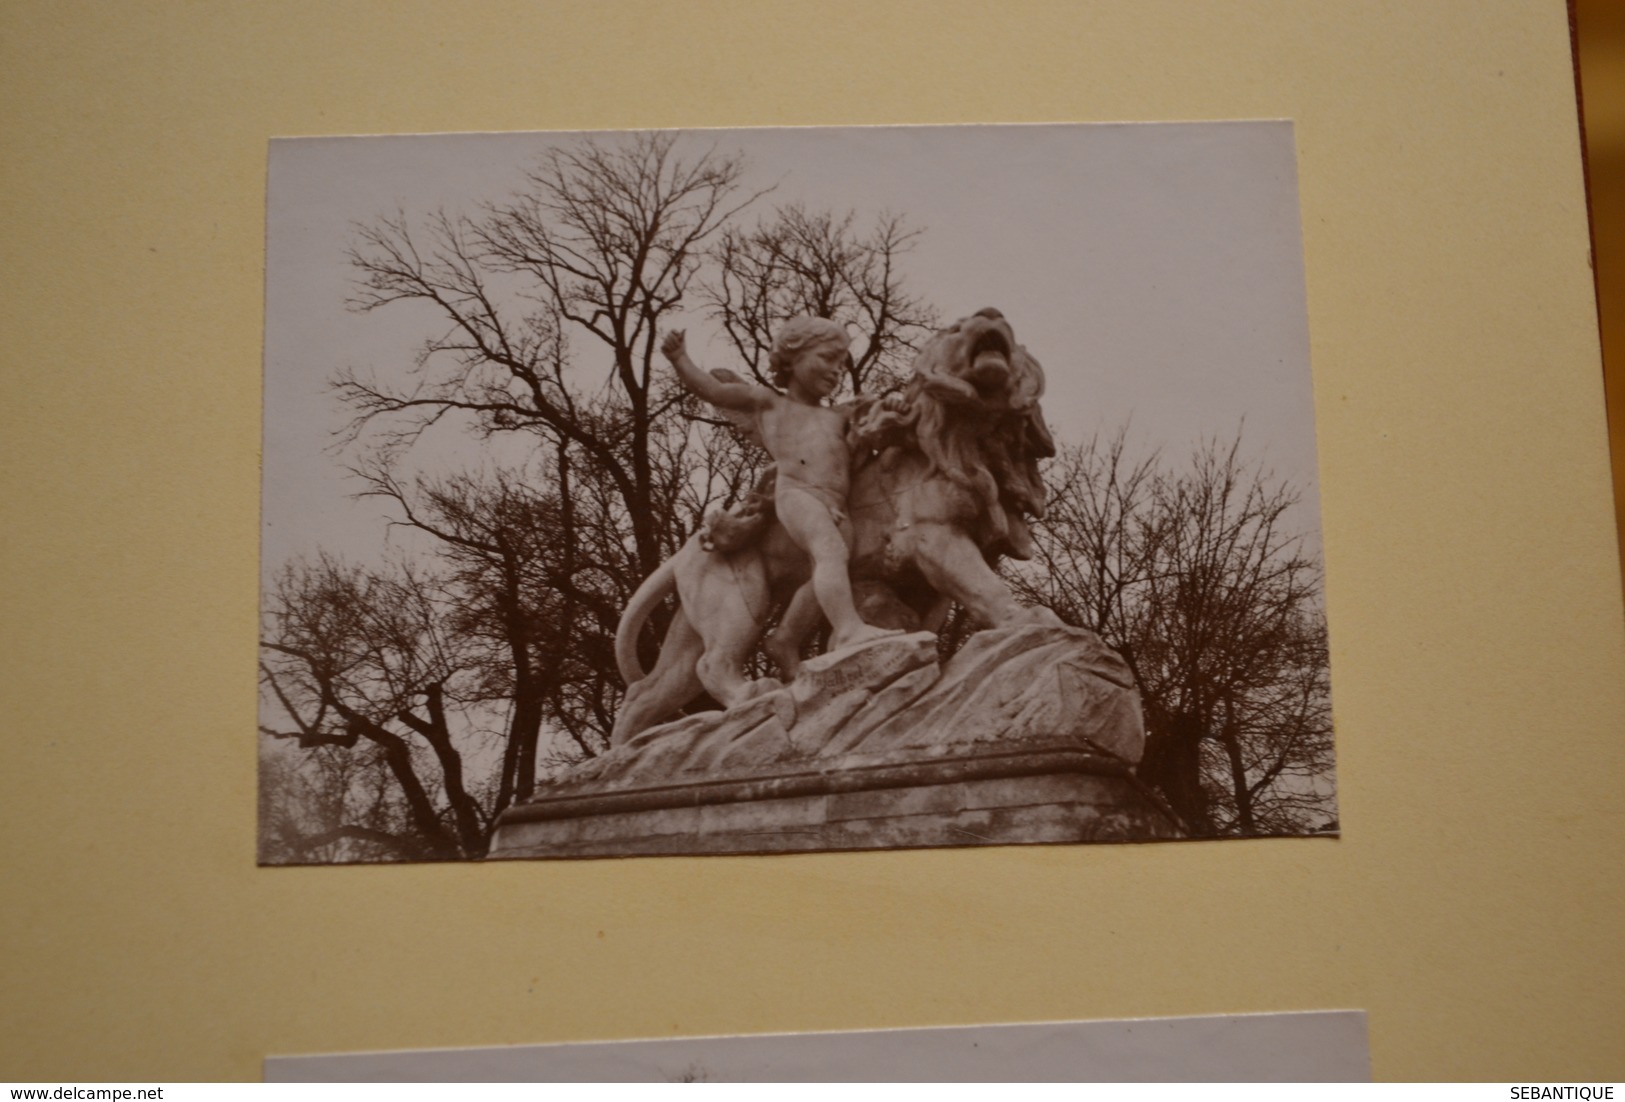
[662,317,897,654]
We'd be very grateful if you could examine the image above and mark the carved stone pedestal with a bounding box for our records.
[491,745,1179,858]
[490,625,1182,859]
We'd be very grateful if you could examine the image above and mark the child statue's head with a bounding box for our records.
[769,316,851,388]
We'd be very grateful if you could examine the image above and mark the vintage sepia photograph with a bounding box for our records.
[258,122,1334,864]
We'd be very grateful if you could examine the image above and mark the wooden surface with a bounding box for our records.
[1577,0,1625,586]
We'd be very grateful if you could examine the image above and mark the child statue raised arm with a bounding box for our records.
[661,318,896,653]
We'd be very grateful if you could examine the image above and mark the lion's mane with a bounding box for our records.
[851,317,1055,558]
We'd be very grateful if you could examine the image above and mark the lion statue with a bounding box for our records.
[610,307,1061,745]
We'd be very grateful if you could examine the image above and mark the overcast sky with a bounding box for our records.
[262,121,1319,581]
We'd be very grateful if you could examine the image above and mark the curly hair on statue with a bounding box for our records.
[767,315,851,387]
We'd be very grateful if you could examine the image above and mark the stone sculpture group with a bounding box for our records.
[491,308,1179,856]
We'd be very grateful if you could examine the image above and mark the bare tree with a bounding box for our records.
[350,459,624,803]
[341,132,766,578]
[700,204,939,395]
[1012,429,1334,836]
[259,738,424,864]
[258,556,496,860]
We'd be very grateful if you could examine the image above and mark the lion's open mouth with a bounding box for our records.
[969,326,1012,388]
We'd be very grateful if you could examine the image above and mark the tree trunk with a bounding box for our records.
[1139,714,1215,836]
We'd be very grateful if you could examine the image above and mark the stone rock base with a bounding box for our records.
[490,745,1180,858]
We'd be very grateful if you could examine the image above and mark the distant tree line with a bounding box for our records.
[258,133,1334,862]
